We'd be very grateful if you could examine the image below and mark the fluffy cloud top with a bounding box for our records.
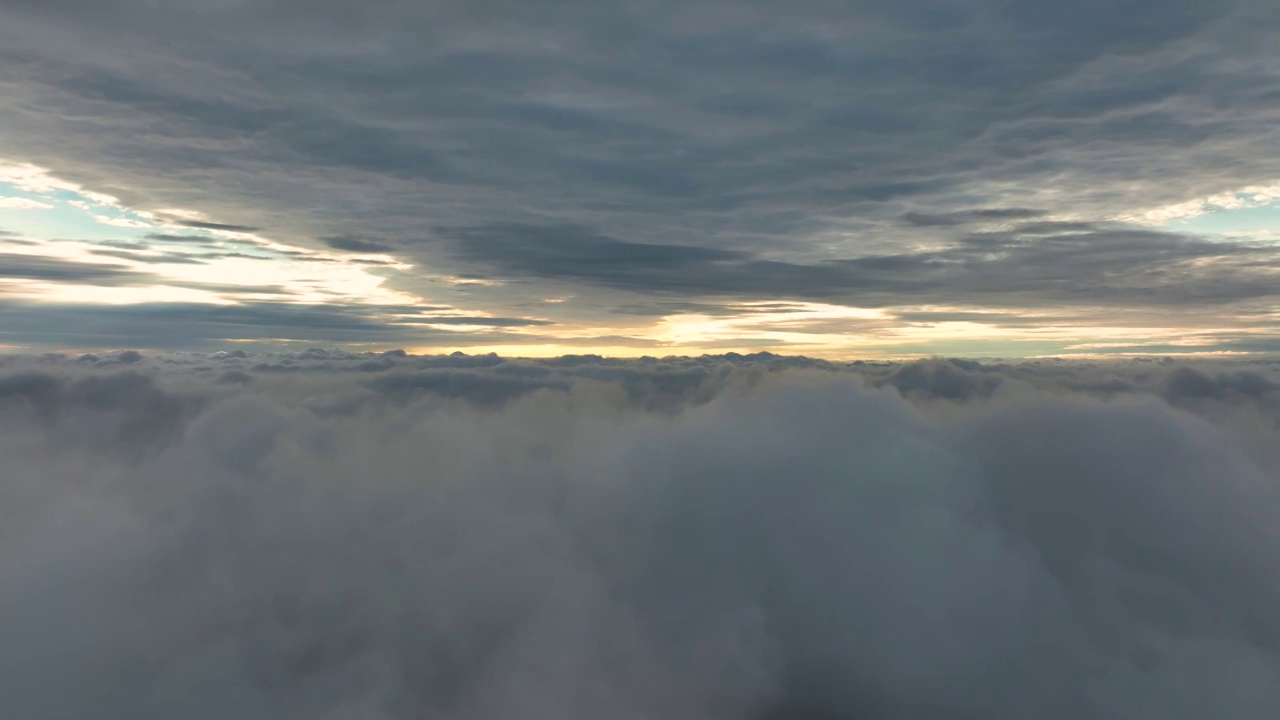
[3,351,1280,718]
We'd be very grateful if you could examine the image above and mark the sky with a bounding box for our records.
[7,5,1280,713]
[1,0,1279,357]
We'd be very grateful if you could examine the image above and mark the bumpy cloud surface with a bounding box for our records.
[3,351,1280,718]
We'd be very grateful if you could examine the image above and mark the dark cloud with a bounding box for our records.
[322,236,395,254]
[900,208,1049,227]
[892,309,1078,326]
[89,248,210,264]
[216,369,255,385]
[2,355,1280,717]
[609,301,767,317]
[881,357,1003,400]
[175,219,260,233]
[0,229,25,240]
[0,0,1277,339]
[0,301,546,350]
[0,368,202,457]
[0,246,318,297]
[439,221,1280,308]
[0,252,156,284]
[96,239,152,250]
[439,222,749,275]
[1162,366,1279,401]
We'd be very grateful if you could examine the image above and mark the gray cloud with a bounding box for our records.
[900,208,1049,227]
[2,355,1280,717]
[89,248,210,265]
[0,234,49,247]
[1,0,1278,338]
[94,239,154,251]
[322,236,395,254]
[0,252,156,284]
[438,221,1280,308]
[0,301,547,350]
[440,222,749,275]
[174,219,260,233]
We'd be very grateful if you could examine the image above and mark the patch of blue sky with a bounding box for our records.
[0,185,52,204]
[1167,202,1280,237]
[0,181,152,243]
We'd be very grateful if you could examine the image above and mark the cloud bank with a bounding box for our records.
[3,351,1280,718]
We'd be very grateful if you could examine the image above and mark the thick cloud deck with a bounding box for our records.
[2,352,1280,718]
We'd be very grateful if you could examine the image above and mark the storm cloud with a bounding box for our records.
[2,352,1280,718]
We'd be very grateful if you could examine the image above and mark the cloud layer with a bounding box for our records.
[2,0,1280,352]
[3,352,1280,718]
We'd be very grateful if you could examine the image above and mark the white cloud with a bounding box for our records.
[0,197,54,210]
[1131,182,1280,223]
[0,160,119,206]
[92,214,154,229]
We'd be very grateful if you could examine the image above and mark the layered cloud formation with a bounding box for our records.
[4,351,1280,718]
[2,0,1280,353]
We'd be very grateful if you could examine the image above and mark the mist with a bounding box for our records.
[3,351,1279,719]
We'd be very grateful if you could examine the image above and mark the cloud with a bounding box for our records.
[0,252,157,284]
[439,222,750,275]
[0,300,550,350]
[1162,366,1278,400]
[323,236,395,254]
[0,228,38,246]
[174,219,260,233]
[1,354,1280,717]
[1,0,1278,349]
[144,233,221,246]
[438,221,1280,308]
[900,208,1049,227]
[89,247,211,265]
[0,197,54,210]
